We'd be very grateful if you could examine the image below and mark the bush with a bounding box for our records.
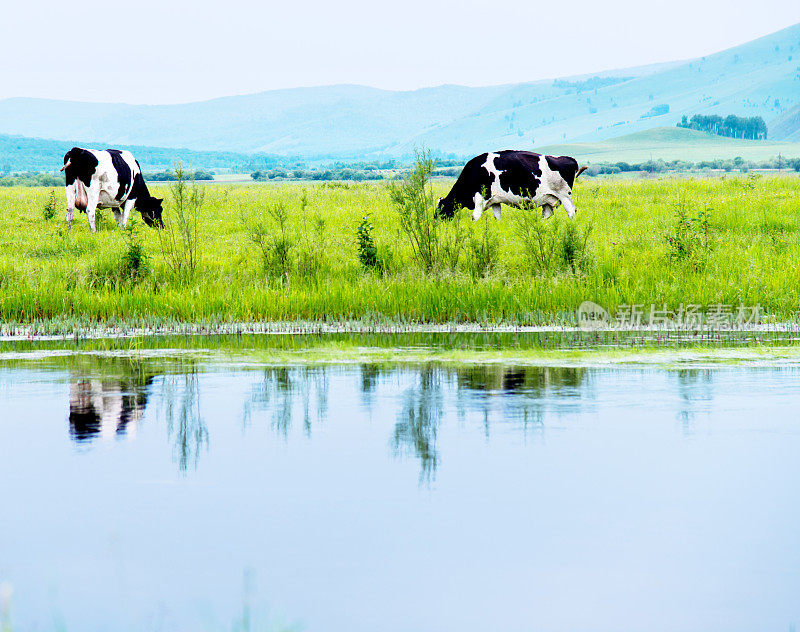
[121,221,150,282]
[665,203,712,270]
[514,209,593,274]
[42,190,58,221]
[467,216,499,278]
[244,201,292,279]
[158,162,203,278]
[295,194,327,280]
[559,219,593,273]
[439,209,468,272]
[356,214,383,272]
[388,150,440,273]
[87,223,149,288]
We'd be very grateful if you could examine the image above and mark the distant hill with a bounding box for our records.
[0,134,298,173]
[770,103,800,141]
[0,23,799,159]
[535,127,800,163]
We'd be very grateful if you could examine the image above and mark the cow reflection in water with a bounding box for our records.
[66,361,207,472]
[69,377,152,443]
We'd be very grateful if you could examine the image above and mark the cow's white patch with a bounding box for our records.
[471,192,485,221]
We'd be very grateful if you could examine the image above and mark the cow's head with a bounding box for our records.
[138,197,164,228]
[436,196,456,220]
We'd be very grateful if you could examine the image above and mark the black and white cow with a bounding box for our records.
[61,147,164,232]
[437,151,587,221]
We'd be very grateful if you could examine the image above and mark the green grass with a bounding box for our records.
[537,127,800,163]
[2,174,800,328]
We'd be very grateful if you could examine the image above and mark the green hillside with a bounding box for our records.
[535,127,800,163]
[0,134,298,173]
[0,23,799,158]
[771,103,800,141]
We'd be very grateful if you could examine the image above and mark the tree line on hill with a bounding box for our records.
[3,156,797,187]
[586,155,800,175]
[677,114,768,140]
[143,170,213,181]
[250,159,465,182]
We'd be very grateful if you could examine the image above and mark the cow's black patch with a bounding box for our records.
[136,193,164,228]
[125,160,164,228]
[437,152,492,218]
[63,147,98,188]
[496,150,542,197]
[545,155,580,189]
[106,149,133,201]
[69,395,102,443]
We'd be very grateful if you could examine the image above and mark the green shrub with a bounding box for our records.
[514,208,593,274]
[467,215,499,278]
[388,150,441,273]
[665,203,712,270]
[42,190,58,221]
[121,221,150,282]
[356,214,383,272]
[514,209,561,272]
[439,209,468,272]
[158,162,203,278]
[296,196,328,280]
[242,199,293,280]
[560,219,593,273]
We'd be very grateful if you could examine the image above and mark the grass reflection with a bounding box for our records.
[156,367,208,473]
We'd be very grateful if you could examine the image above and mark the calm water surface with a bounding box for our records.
[1,354,799,631]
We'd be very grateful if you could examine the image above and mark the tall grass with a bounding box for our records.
[1,173,800,326]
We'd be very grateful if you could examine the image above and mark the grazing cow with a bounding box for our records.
[61,147,164,232]
[437,151,587,221]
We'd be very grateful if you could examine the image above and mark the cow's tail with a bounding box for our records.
[576,165,588,179]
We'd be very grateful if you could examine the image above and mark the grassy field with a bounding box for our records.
[1,172,799,329]
[537,127,800,163]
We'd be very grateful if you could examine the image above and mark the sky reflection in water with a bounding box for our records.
[1,355,799,632]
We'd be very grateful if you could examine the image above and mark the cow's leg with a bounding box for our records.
[85,191,100,233]
[559,194,577,218]
[112,207,123,227]
[471,192,486,221]
[65,185,76,227]
[541,204,554,220]
[120,199,136,227]
[491,204,502,220]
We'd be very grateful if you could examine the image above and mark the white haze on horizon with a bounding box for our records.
[2,0,800,104]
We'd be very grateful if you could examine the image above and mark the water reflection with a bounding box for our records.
[5,354,800,632]
[243,367,329,437]
[68,368,154,443]
[155,369,208,472]
[66,358,209,472]
[675,369,715,432]
[393,367,443,482]
[62,359,591,477]
[455,364,587,394]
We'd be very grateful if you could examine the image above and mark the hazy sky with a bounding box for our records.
[2,0,799,104]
